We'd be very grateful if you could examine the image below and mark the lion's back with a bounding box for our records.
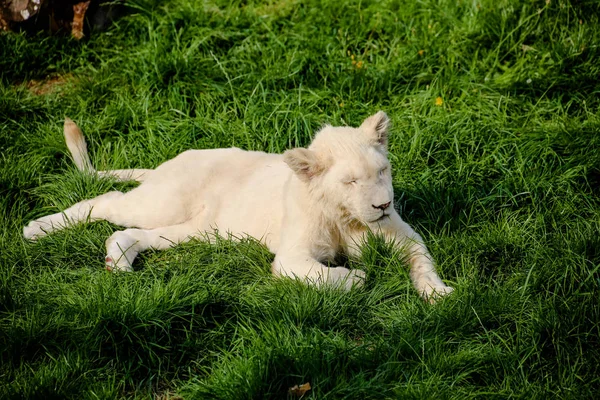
[145,147,291,250]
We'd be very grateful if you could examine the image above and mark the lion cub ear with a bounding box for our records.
[283,148,325,182]
[360,111,390,147]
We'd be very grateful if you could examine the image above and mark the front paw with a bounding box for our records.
[23,220,50,240]
[323,267,365,291]
[421,285,454,303]
[349,268,366,288]
[339,268,366,291]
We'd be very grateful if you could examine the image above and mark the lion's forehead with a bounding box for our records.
[334,149,389,177]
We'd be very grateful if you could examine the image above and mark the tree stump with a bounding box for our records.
[1,0,93,39]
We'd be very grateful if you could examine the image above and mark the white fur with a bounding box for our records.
[24,112,453,300]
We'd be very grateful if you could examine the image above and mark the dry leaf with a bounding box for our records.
[521,44,536,52]
[288,382,311,397]
[72,1,91,40]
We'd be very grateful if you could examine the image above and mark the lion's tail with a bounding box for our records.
[63,118,152,182]
[64,117,94,172]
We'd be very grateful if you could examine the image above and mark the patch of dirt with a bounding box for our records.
[23,73,73,95]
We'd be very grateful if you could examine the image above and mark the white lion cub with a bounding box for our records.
[24,112,453,301]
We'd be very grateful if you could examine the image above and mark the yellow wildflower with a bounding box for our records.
[435,97,443,106]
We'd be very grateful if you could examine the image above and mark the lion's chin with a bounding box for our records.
[344,211,390,229]
[370,213,390,223]
[357,213,391,228]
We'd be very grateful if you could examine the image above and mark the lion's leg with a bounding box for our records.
[383,212,454,302]
[272,253,365,291]
[104,222,198,272]
[23,191,125,240]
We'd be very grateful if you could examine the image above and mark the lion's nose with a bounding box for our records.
[372,201,391,211]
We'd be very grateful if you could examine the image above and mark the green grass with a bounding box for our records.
[1,0,600,398]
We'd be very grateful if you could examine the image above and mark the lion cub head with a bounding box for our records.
[284,111,394,228]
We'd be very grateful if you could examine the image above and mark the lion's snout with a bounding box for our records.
[372,201,391,211]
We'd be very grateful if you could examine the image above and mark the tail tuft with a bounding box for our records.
[64,117,94,172]
[63,118,151,182]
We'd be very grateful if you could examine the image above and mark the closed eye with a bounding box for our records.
[379,167,388,176]
[344,179,357,185]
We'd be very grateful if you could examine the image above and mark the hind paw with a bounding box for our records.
[104,231,138,272]
[104,255,133,272]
